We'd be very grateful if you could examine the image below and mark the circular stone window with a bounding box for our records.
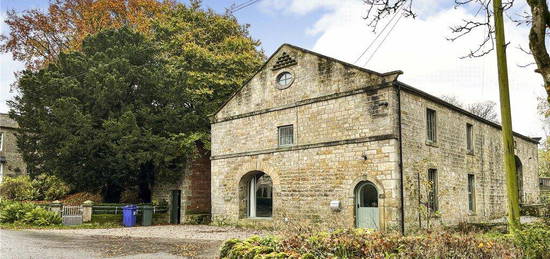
[276,71,294,89]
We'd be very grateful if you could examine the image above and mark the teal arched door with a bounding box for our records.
[355,181,379,229]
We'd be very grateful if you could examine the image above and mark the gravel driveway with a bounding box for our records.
[31,224,264,241]
[2,225,265,258]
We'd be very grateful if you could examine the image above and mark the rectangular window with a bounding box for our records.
[426,109,437,143]
[468,174,476,212]
[466,123,473,152]
[278,125,294,146]
[0,132,3,152]
[427,169,438,212]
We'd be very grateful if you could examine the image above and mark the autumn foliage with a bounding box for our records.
[0,0,176,69]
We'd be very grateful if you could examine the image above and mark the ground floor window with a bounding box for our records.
[427,169,438,212]
[247,172,272,218]
[467,174,475,212]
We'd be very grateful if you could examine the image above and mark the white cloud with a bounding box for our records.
[262,0,545,137]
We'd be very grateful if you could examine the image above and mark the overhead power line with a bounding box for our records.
[363,11,404,67]
[354,0,408,66]
[353,4,405,65]
[230,0,262,13]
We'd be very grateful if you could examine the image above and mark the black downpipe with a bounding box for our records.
[396,83,406,235]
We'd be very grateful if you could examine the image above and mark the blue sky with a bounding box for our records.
[0,0,322,55]
[0,0,546,137]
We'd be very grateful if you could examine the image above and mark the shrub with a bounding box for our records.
[0,176,38,201]
[514,224,550,259]
[0,200,61,226]
[0,200,36,223]
[220,229,523,259]
[0,174,70,201]
[120,188,141,204]
[31,174,71,201]
[20,207,62,226]
[61,192,102,205]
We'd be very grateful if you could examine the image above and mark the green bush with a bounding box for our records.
[0,200,61,226]
[20,207,62,226]
[0,174,70,201]
[514,224,550,259]
[220,229,523,259]
[0,200,36,223]
[31,173,71,201]
[0,176,38,201]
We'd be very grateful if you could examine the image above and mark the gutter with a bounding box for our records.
[396,82,406,235]
[395,81,539,144]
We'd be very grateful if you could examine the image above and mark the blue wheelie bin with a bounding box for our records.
[122,205,137,227]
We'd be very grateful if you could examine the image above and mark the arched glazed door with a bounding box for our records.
[248,173,272,218]
[355,181,379,229]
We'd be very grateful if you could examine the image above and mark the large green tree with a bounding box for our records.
[9,4,263,202]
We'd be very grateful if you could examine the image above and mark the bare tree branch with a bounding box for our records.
[362,0,550,104]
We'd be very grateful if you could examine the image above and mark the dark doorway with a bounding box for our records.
[515,155,523,203]
[170,190,181,224]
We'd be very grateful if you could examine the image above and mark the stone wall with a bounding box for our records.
[211,139,401,230]
[211,44,403,230]
[213,44,399,121]
[399,89,539,231]
[151,151,211,223]
[211,43,539,232]
[0,113,26,181]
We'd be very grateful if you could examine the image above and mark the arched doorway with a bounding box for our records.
[355,181,379,229]
[515,156,523,203]
[240,171,273,218]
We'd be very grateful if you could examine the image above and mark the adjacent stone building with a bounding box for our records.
[210,44,539,233]
[151,147,211,224]
[0,113,26,182]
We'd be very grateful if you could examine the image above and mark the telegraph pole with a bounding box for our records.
[492,0,521,233]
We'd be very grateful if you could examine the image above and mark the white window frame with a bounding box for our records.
[248,177,257,218]
[278,125,294,147]
[0,132,4,152]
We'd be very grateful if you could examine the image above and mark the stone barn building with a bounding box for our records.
[0,113,27,183]
[210,44,540,233]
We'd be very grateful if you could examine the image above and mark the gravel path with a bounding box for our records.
[3,225,266,258]
[30,224,265,241]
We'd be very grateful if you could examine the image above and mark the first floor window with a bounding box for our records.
[0,163,3,183]
[427,169,438,212]
[468,174,476,212]
[278,125,294,146]
[466,123,473,152]
[426,109,437,143]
